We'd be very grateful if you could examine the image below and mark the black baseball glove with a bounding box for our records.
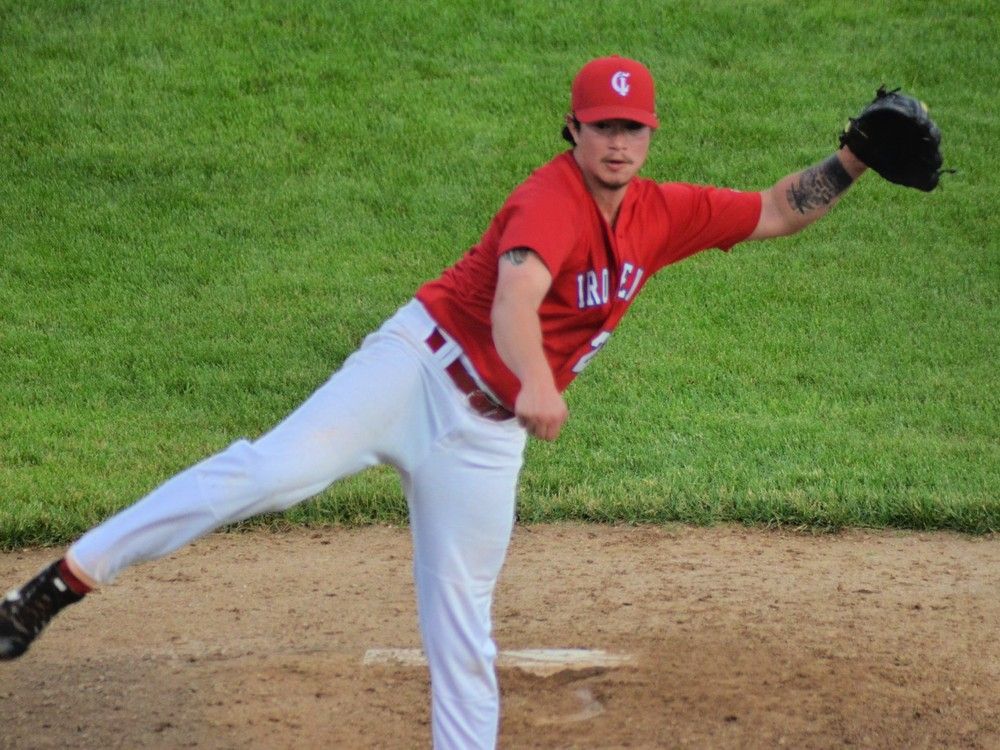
[839,87,947,192]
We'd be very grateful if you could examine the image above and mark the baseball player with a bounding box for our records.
[1,56,943,749]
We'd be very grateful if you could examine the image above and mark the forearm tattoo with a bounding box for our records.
[786,154,854,214]
[501,247,532,265]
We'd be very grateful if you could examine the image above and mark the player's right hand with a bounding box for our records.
[514,381,568,441]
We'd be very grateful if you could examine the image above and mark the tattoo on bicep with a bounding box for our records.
[786,154,854,214]
[501,248,532,266]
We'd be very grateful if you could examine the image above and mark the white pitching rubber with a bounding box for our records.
[363,648,634,676]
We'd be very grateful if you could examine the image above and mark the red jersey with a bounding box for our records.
[416,151,761,409]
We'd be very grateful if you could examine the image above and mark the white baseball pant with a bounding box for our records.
[67,299,528,750]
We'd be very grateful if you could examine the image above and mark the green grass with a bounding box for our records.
[1,0,997,546]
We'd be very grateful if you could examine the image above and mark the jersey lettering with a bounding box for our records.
[576,269,610,309]
[576,264,644,309]
[617,262,644,301]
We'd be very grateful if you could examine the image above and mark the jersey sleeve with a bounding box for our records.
[654,183,762,267]
[495,183,579,275]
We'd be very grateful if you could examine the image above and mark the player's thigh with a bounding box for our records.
[252,334,427,492]
[405,420,526,585]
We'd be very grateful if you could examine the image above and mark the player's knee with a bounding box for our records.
[424,638,499,702]
[198,439,265,505]
[417,571,499,695]
[198,435,343,521]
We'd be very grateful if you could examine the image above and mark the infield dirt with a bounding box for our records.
[1,524,997,749]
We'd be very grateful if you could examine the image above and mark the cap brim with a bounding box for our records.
[576,105,659,129]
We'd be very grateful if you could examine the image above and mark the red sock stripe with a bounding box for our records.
[57,559,92,596]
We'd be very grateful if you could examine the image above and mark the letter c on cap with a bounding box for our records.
[611,71,631,97]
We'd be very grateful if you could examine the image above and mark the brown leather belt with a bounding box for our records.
[425,329,515,421]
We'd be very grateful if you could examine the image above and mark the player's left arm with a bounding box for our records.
[748,146,867,241]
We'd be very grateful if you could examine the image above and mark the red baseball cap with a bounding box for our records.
[571,55,659,129]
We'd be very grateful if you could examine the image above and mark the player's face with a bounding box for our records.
[569,118,652,193]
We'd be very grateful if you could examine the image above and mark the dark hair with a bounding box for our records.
[561,115,580,145]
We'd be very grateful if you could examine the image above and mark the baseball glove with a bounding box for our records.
[839,87,947,192]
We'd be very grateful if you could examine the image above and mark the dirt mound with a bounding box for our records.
[2,524,997,749]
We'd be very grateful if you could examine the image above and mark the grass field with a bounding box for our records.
[1,0,997,547]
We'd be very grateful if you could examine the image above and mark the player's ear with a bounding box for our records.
[563,114,579,145]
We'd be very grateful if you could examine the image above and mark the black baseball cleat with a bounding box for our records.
[1,561,85,660]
